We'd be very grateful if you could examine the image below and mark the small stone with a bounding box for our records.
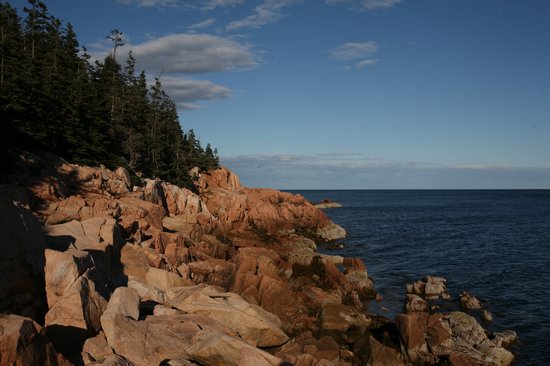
[405,294,427,313]
[482,309,493,322]
[459,291,482,310]
[424,276,448,299]
[493,330,518,348]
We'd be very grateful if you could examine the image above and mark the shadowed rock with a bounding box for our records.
[45,271,108,350]
[0,190,48,319]
[0,314,72,366]
[81,331,114,364]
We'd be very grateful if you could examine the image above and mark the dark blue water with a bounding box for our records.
[289,190,550,366]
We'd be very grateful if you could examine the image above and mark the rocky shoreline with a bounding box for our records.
[0,155,517,366]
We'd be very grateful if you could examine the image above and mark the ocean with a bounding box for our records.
[289,190,550,366]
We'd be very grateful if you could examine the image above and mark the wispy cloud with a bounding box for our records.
[329,41,378,60]
[223,153,441,170]
[160,76,232,110]
[325,0,401,12]
[324,0,349,5]
[188,18,216,30]
[361,0,401,10]
[202,0,245,10]
[318,152,368,158]
[226,0,300,31]
[221,154,550,189]
[329,41,379,69]
[356,58,378,68]
[116,0,178,8]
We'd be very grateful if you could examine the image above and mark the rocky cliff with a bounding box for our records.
[0,155,517,366]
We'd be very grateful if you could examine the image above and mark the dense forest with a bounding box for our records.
[0,0,219,188]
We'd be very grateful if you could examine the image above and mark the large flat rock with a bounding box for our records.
[168,284,289,347]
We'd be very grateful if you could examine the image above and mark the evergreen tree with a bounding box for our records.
[0,3,25,141]
[1,0,220,189]
[0,2,26,168]
[122,55,148,173]
[20,0,50,144]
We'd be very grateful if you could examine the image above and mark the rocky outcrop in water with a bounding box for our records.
[397,311,515,366]
[399,277,517,366]
[407,276,451,301]
[0,154,517,365]
[314,199,342,209]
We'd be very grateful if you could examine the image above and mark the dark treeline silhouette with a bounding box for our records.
[1,0,219,188]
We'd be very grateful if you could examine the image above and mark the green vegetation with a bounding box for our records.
[0,0,219,188]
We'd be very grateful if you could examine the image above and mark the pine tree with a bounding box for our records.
[20,0,51,144]
[2,0,221,189]
[0,2,26,167]
[1,3,24,129]
[122,54,148,173]
[61,30,98,164]
[23,0,49,61]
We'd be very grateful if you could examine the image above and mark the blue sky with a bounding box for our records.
[13,0,550,188]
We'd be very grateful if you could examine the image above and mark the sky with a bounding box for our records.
[12,0,550,189]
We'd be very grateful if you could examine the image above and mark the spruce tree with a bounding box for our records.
[2,0,221,189]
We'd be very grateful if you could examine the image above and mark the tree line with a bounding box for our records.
[0,0,219,188]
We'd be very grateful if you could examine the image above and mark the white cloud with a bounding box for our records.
[356,58,378,68]
[89,33,255,110]
[188,18,216,30]
[361,0,401,10]
[116,0,177,7]
[329,42,380,69]
[202,0,245,10]
[226,0,300,31]
[117,0,250,10]
[324,0,350,4]
[325,0,401,11]
[160,76,232,110]
[132,34,256,73]
[93,33,257,74]
[329,41,378,60]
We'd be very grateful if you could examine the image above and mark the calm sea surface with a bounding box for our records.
[289,190,550,366]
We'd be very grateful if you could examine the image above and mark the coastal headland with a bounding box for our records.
[0,154,517,365]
